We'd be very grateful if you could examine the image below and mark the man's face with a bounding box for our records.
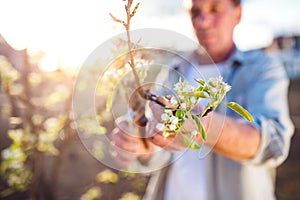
[191,0,241,58]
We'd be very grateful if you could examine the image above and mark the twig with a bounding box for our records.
[110,0,152,148]
[109,0,164,106]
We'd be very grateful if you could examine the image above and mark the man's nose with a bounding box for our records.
[193,12,212,29]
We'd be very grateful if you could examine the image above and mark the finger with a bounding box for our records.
[115,130,140,143]
[149,102,165,120]
[146,119,163,138]
[151,133,173,148]
[112,148,136,167]
[115,119,147,141]
[151,132,187,151]
[111,131,140,152]
[150,134,180,151]
[156,96,177,108]
[112,125,141,142]
[114,157,131,168]
[115,120,132,135]
[112,145,138,159]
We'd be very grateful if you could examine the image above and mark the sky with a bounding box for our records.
[0,0,299,71]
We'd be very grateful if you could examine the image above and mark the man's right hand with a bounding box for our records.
[110,118,154,167]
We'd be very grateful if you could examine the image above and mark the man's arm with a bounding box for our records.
[203,112,261,161]
[148,102,260,161]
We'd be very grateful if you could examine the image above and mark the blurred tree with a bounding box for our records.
[0,33,149,200]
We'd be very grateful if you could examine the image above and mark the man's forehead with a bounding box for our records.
[192,0,227,4]
[191,0,234,9]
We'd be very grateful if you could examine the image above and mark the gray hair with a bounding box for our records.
[232,0,241,6]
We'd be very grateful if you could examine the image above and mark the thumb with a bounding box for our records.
[156,96,177,108]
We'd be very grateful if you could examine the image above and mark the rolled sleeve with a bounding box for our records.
[244,115,294,167]
[241,59,294,166]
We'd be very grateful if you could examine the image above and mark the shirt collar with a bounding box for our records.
[227,47,244,68]
[192,46,245,67]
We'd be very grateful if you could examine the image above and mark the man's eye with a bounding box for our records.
[211,5,222,13]
[191,8,200,18]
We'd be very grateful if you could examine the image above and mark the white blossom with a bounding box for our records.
[8,174,22,186]
[180,103,186,109]
[170,97,178,105]
[39,133,55,143]
[10,160,24,169]
[1,149,11,159]
[165,109,173,114]
[169,124,176,131]
[3,148,24,160]
[188,85,195,92]
[210,87,217,94]
[190,96,196,104]
[191,130,198,136]
[224,84,231,92]
[161,113,169,121]
[156,123,165,131]
[174,82,181,91]
[179,95,185,100]
[170,116,179,124]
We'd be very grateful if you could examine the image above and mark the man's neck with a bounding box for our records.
[197,46,235,64]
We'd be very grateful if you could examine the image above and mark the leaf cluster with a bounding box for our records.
[158,77,254,149]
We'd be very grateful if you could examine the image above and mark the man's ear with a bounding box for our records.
[235,4,242,22]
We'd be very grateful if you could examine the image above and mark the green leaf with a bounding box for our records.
[180,133,202,150]
[131,2,140,17]
[192,115,206,141]
[203,86,210,93]
[195,85,204,91]
[178,91,194,96]
[226,102,254,122]
[200,104,212,117]
[195,78,205,86]
[194,91,207,98]
[186,111,194,123]
[175,109,184,120]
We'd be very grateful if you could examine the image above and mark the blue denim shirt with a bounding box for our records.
[224,49,294,166]
[142,48,295,200]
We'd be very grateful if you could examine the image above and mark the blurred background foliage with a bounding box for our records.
[0,35,150,200]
